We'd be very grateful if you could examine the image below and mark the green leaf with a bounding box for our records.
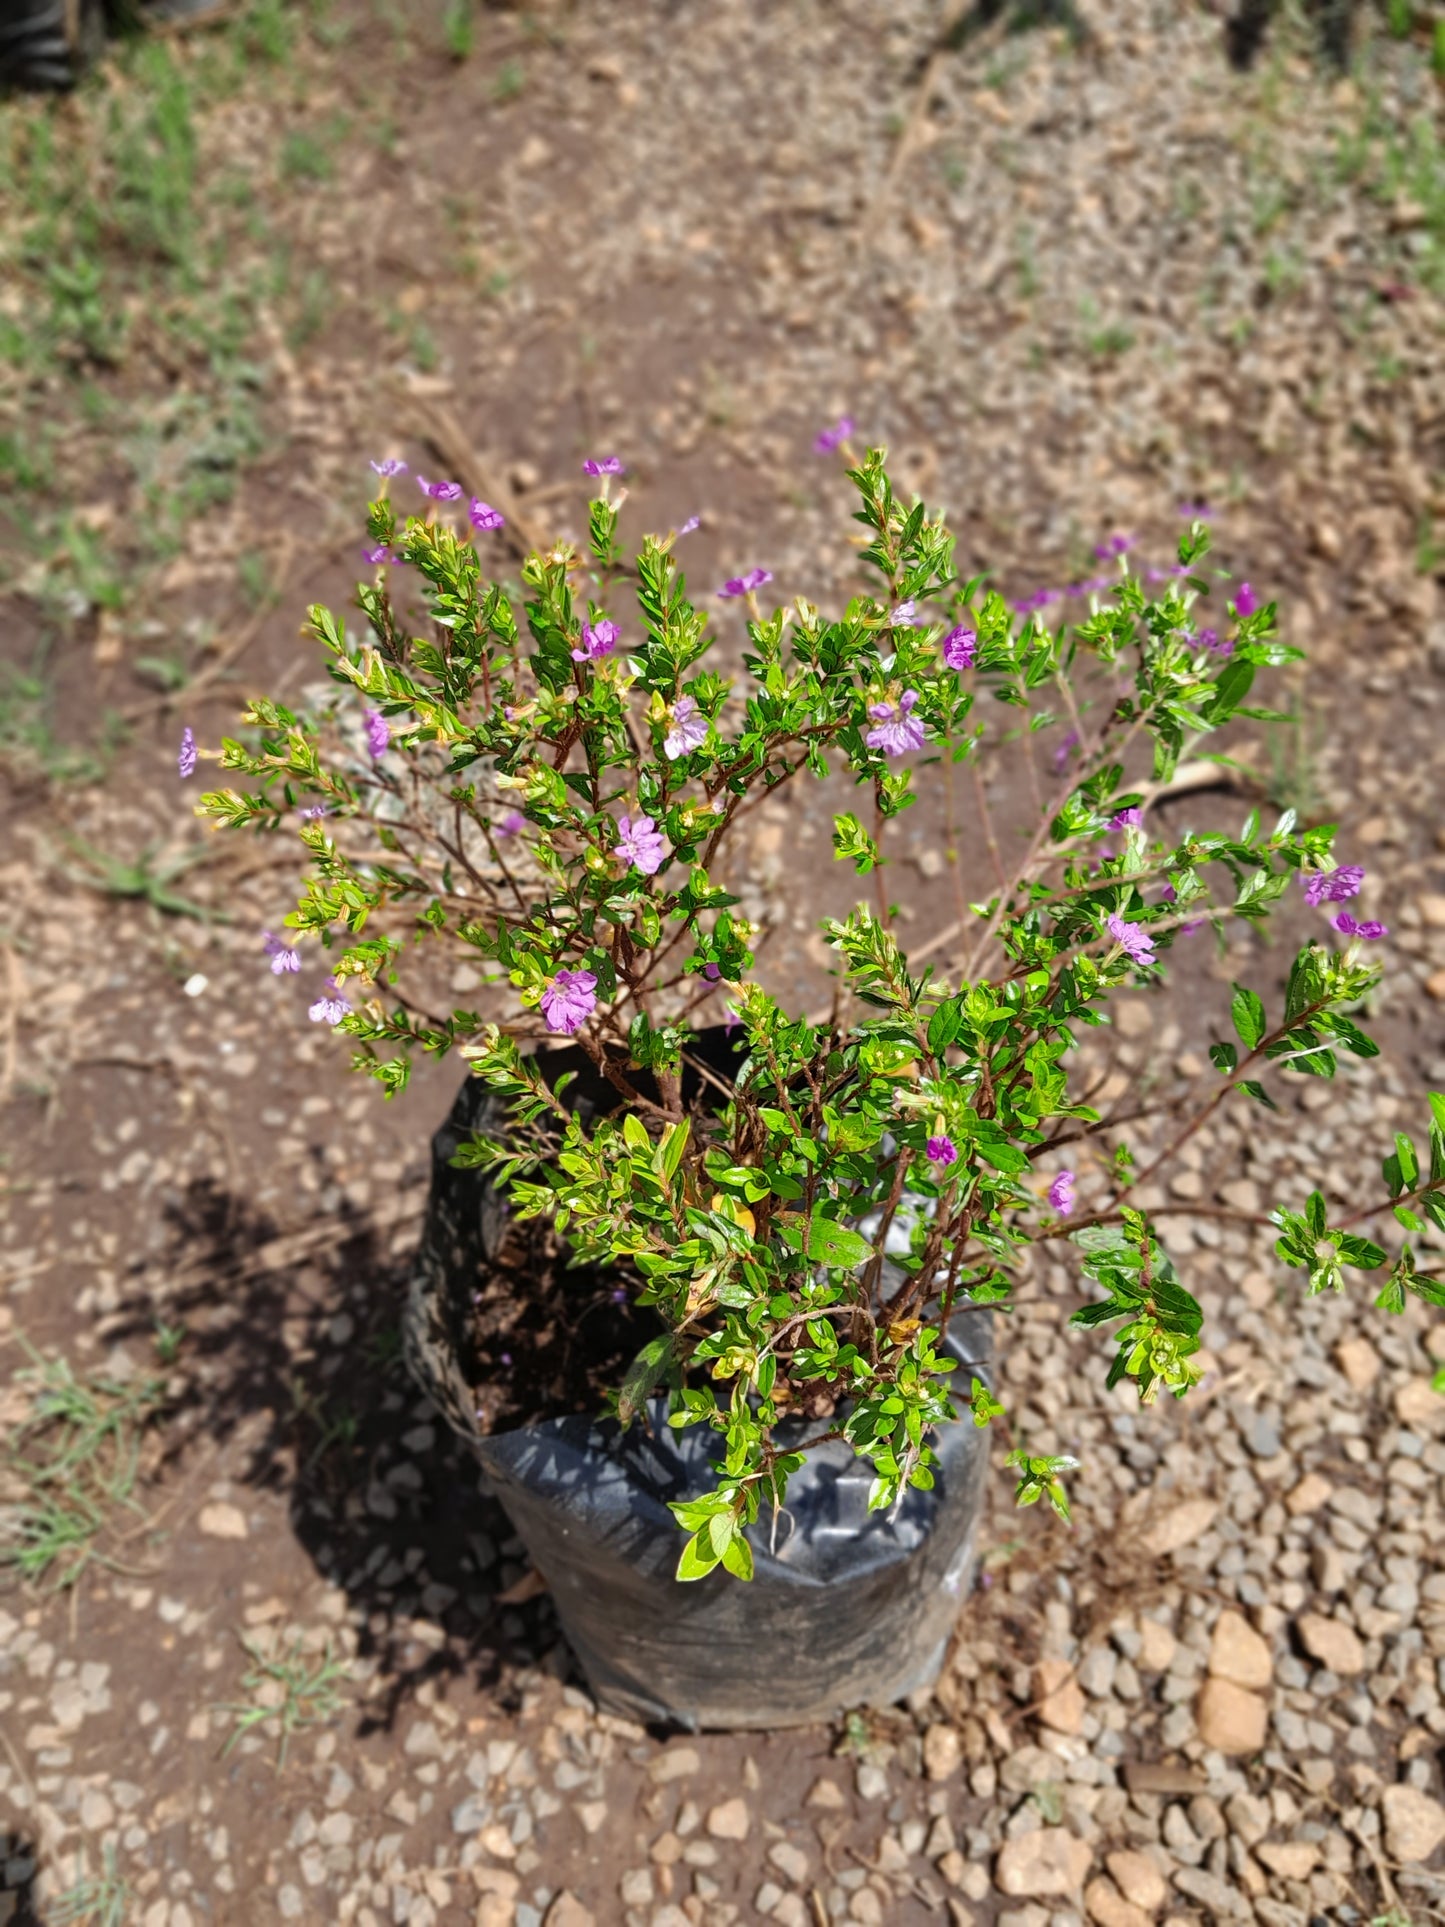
[1238,1080,1276,1108]
[1395,1133,1420,1190]
[805,1217,876,1269]
[676,1531,721,1581]
[657,1118,690,1182]
[1336,1234,1386,1271]
[719,1531,755,1581]
[1209,1041,1238,1074]
[1230,983,1265,1052]
[617,1335,675,1425]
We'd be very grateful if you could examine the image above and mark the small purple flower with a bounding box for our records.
[539,968,598,1035]
[582,456,624,477]
[1333,912,1388,941]
[1108,807,1144,832]
[1053,729,1080,774]
[1013,589,1054,616]
[1106,912,1156,967]
[300,803,334,822]
[926,1134,958,1168]
[664,695,708,761]
[309,977,350,1025]
[942,624,977,671]
[416,475,462,500]
[370,457,407,477]
[864,689,925,758]
[890,599,923,627]
[571,618,619,663]
[1178,499,1212,519]
[615,813,666,876]
[609,1286,628,1306]
[495,810,524,838]
[361,544,394,565]
[177,726,197,780]
[1161,881,1177,902]
[717,567,773,599]
[1302,865,1364,908]
[1094,533,1131,559]
[470,499,506,532]
[262,930,300,976]
[1048,1170,1075,1215]
[723,1005,741,1035]
[677,516,700,536]
[1233,581,1259,618]
[813,416,854,455]
[364,709,390,760]
[702,962,721,982]
[1198,627,1229,656]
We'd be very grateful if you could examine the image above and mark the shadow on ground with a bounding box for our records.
[109,1175,570,1736]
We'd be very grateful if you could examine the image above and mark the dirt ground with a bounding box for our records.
[3,2,1445,1924]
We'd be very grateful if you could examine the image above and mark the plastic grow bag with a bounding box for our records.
[405,1036,995,1730]
[0,0,103,89]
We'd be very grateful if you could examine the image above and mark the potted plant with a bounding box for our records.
[190,440,1441,1728]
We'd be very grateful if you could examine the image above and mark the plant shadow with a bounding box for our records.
[0,1831,38,1926]
[110,1162,572,1738]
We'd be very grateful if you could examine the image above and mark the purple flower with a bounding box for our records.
[370,457,407,476]
[177,726,197,780]
[702,962,721,982]
[942,624,977,671]
[677,516,700,536]
[300,803,334,821]
[1178,499,1212,519]
[717,567,773,599]
[1233,581,1259,618]
[1333,912,1388,941]
[582,456,624,477]
[615,813,666,876]
[1094,533,1131,559]
[1048,1170,1075,1215]
[308,977,350,1025]
[664,695,709,761]
[571,618,619,663]
[1053,730,1080,774]
[1197,627,1228,656]
[1108,807,1144,831]
[364,709,390,759]
[864,689,924,758]
[813,416,854,455]
[495,810,524,838]
[470,499,506,532]
[926,1134,957,1168]
[1302,865,1364,908]
[1161,881,1177,902]
[890,599,923,627]
[361,544,394,565]
[262,930,300,976]
[539,968,598,1035]
[1106,912,1156,967]
[416,476,462,500]
[1013,589,1055,616]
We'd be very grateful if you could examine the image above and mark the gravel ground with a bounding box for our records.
[3,1,1445,1922]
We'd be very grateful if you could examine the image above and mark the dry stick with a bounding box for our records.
[0,943,19,1101]
[400,390,552,562]
[874,2,1006,208]
[121,530,299,725]
[970,751,1007,893]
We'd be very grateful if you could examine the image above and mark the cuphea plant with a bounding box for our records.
[192,442,1444,1583]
